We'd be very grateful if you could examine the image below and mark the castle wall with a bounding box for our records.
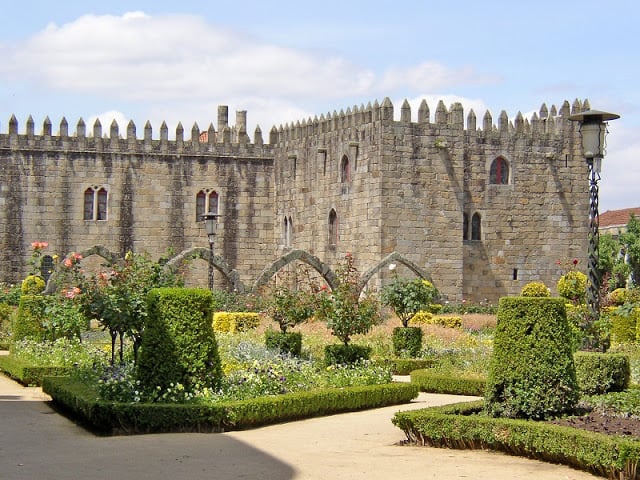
[0,116,274,288]
[0,97,591,303]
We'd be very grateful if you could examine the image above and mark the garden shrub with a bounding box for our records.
[264,330,302,356]
[485,297,579,420]
[392,326,422,357]
[12,294,46,341]
[410,369,486,396]
[137,288,223,394]
[324,344,371,365]
[574,351,630,395]
[606,305,640,344]
[557,270,587,303]
[21,275,45,295]
[609,288,627,306]
[520,281,550,297]
[409,312,461,328]
[387,358,434,375]
[213,312,260,333]
[408,311,433,325]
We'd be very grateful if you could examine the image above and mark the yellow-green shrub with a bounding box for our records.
[21,275,45,295]
[605,306,640,344]
[557,270,587,303]
[408,311,433,325]
[520,281,550,297]
[213,312,260,333]
[408,311,461,328]
[609,288,627,306]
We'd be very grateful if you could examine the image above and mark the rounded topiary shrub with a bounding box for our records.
[557,270,587,303]
[485,297,579,420]
[21,275,45,295]
[392,326,423,357]
[520,281,550,297]
[137,288,223,394]
[324,344,371,366]
[265,330,303,356]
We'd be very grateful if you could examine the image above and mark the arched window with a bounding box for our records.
[208,191,219,215]
[471,212,482,241]
[96,188,108,220]
[196,191,206,221]
[463,213,469,240]
[196,189,220,221]
[490,157,509,185]
[340,155,350,183]
[288,216,293,246]
[84,186,108,221]
[328,209,338,246]
[84,188,94,220]
[283,217,288,246]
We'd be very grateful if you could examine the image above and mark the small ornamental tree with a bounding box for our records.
[381,274,439,327]
[264,286,315,333]
[317,253,381,345]
[485,297,579,420]
[74,251,181,364]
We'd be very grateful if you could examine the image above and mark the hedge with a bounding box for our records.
[0,355,71,386]
[410,369,486,396]
[392,401,640,480]
[213,312,260,333]
[42,376,419,435]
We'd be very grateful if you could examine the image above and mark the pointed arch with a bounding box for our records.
[490,156,510,184]
[253,249,337,292]
[359,251,434,295]
[340,155,350,183]
[164,246,245,292]
[328,209,338,246]
[471,212,482,241]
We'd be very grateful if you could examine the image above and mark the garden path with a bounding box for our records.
[0,372,600,480]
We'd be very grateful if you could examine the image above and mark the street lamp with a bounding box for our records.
[568,109,620,348]
[201,212,219,290]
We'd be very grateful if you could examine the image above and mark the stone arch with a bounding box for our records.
[43,245,121,294]
[164,246,245,293]
[253,249,337,292]
[359,251,433,294]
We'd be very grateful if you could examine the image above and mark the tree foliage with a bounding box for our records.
[315,253,381,345]
[381,276,439,327]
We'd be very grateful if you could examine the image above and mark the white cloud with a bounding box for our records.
[0,12,492,107]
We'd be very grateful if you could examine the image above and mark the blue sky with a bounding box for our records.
[1,0,637,211]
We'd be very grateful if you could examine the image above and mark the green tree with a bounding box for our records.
[599,233,628,291]
[316,253,381,345]
[621,215,640,286]
[76,251,180,364]
[381,275,439,327]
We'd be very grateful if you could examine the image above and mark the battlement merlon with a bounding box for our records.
[1,97,593,153]
[0,107,272,158]
[267,97,593,145]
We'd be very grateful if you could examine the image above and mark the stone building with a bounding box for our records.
[0,97,591,303]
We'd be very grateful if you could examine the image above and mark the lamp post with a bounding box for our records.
[568,109,619,348]
[201,212,219,291]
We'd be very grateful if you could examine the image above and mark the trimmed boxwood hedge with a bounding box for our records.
[0,355,71,386]
[42,376,419,435]
[392,401,640,480]
[410,369,485,396]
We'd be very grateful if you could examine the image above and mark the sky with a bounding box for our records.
[0,0,638,212]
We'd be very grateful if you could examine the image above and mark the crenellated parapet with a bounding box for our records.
[0,106,273,159]
[268,96,591,145]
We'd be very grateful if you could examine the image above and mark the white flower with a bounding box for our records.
[388,263,397,271]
